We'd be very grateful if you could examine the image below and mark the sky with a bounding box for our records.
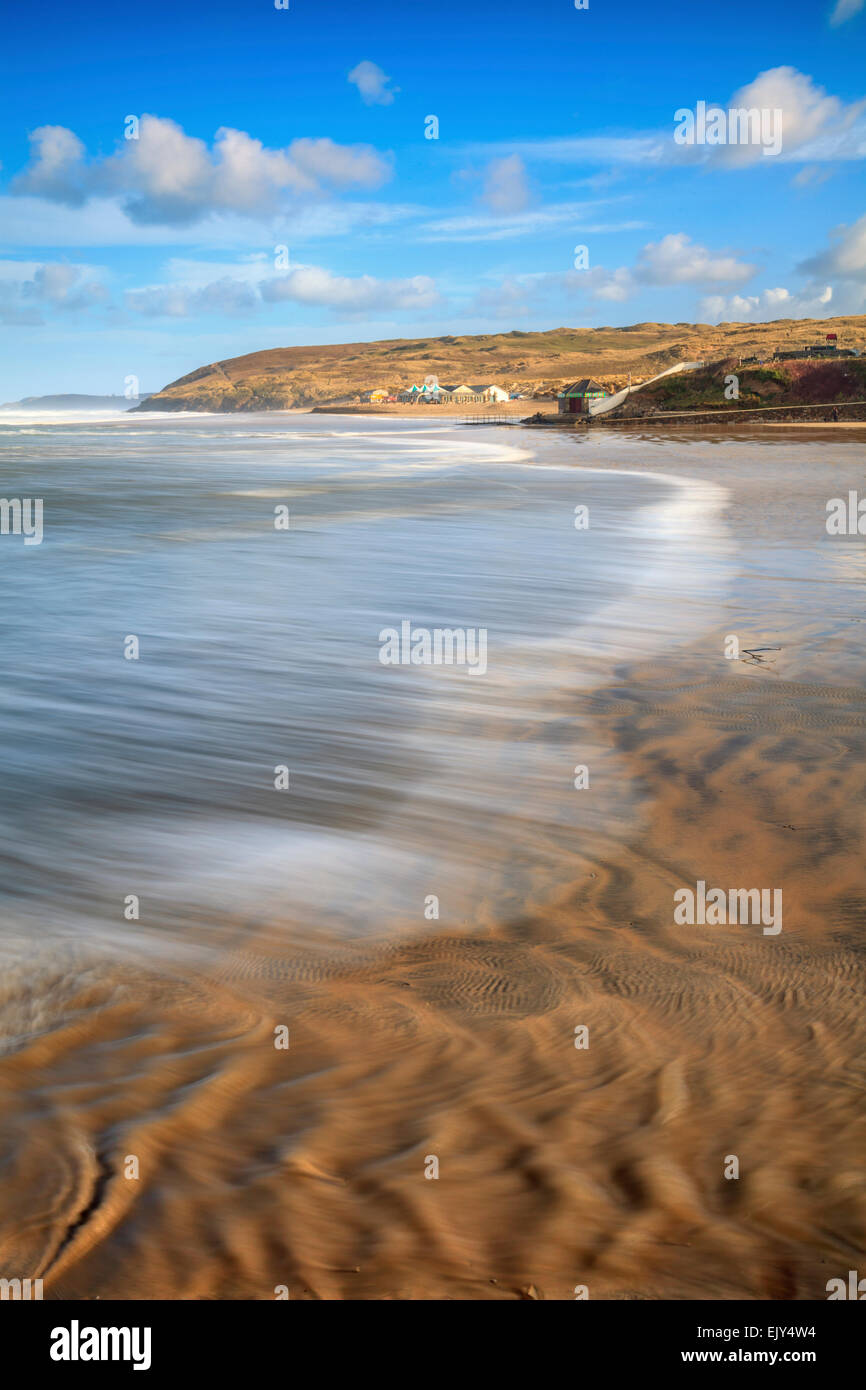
[0,0,864,399]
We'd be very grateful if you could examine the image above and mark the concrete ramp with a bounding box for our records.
[588,360,705,416]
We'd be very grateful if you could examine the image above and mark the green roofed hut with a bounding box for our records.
[558,378,608,415]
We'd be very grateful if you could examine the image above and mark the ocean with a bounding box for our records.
[0,413,731,974]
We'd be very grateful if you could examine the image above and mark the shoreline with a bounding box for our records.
[310,400,543,420]
[310,399,866,429]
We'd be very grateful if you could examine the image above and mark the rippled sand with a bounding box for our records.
[1,423,864,1300]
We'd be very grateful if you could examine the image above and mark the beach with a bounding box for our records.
[313,399,550,418]
[0,416,863,1300]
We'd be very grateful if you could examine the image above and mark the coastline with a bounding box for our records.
[309,400,866,429]
[309,399,542,419]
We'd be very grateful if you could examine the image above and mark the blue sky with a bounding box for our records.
[0,0,864,398]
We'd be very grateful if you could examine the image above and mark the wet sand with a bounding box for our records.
[1,427,864,1301]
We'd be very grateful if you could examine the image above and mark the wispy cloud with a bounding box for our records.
[348,60,398,106]
[418,200,644,244]
[461,134,667,167]
[0,194,422,249]
[829,0,864,26]
[798,212,866,281]
[790,165,834,189]
[480,155,532,215]
[125,261,439,317]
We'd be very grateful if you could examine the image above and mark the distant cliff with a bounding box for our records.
[0,393,152,412]
[135,317,866,413]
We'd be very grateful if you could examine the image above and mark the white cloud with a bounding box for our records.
[260,265,437,312]
[712,67,866,167]
[10,126,88,203]
[589,267,635,301]
[125,262,438,318]
[635,233,755,287]
[799,212,866,280]
[701,215,866,321]
[495,233,753,301]
[348,61,398,106]
[0,259,109,324]
[467,231,759,318]
[830,0,864,25]
[126,277,259,317]
[699,284,836,322]
[288,137,390,189]
[10,116,392,226]
[542,267,636,302]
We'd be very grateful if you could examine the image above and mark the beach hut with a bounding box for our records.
[557,379,608,415]
[450,384,483,403]
[418,382,452,403]
[482,384,509,403]
[368,388,389,403]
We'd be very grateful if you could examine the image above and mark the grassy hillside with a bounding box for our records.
[135,316,866,413]
[614,357,866,415]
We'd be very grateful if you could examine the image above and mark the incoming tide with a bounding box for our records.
[0,414,730,1008]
